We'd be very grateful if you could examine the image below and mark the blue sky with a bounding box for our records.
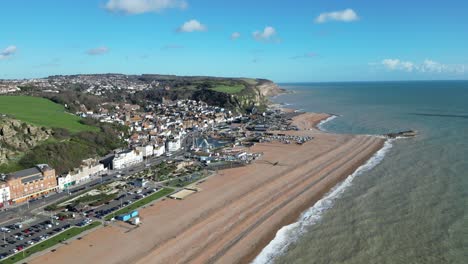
[1,0,467,82]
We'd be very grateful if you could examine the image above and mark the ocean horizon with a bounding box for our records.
[254,81,468,264]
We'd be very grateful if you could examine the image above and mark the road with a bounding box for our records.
[0,133,194,261]
[0,133,192,225]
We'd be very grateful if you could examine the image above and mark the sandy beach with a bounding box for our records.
[30,112,385,264]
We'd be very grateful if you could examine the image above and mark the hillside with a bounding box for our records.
[124,76,284,113]
[7,74,283,114]
[0,96,97,133]
[0,96,126,174]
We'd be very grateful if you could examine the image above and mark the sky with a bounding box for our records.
[1,0,468,82]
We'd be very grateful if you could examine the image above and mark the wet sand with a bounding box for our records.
[30,113,385,264]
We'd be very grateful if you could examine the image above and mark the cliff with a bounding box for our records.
[230,79,284,113]
[0,118,52,164]
[255,79,284,97]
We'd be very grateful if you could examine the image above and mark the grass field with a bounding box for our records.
[211,84,245,94]
[0,96,97,133]
[240,78,258,85]
[1,222,101,264]
[105,188,174,221]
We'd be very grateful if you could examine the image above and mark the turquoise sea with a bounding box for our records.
[253,81,468,264]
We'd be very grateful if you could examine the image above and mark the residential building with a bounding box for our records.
[154,144,166,157]
[0,183,11,205]
[112,150,143,170]
[57,159,106,191]
[6,164,58,204]
[166,136,181,152]
[136,145,154,158]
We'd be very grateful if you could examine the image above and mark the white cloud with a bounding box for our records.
[0,45,17,60]
[87,46,109,55]
[380,58,466,74]
[315,9,359,23]
[253,26,277,42]
[382,59,414,72]
[177,19,206,32]
[231,32,241,40]
[420,59,447,73]
[105,0,187,14]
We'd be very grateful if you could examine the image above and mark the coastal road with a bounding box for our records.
[0,133,192,226]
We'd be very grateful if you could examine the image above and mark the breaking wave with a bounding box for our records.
[251,139,395,264]
[317,115,338,131]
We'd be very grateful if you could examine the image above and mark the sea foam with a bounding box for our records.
[251,139,395,264]
[317,115,338,131]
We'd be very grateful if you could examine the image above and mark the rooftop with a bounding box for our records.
[9,167,42,179]
[6,164,53,181]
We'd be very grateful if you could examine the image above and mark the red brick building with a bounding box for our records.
[6,164,58,204]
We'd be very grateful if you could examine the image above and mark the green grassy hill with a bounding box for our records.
[0,96,96,133]
[210,84,245,94]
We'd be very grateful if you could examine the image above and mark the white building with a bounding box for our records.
[57,174,74,191]
[0,184,11,204]
[154,144,166,157]
[112,150,143,170]
[136,145,154,158]
[166,137,181,152]
[57,159,107,190]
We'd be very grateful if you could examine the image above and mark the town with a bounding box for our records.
[0,93,306,262]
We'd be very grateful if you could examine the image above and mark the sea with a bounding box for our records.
[253,81,468,264]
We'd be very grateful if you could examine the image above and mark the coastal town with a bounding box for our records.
[0,73,414,264]
[1,1,464,263]
[0,79,312,262]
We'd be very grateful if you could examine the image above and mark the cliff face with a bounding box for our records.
[255,80,284,97]
[230,80,284,112]
[0,118,52,164]
[189,79,283,113]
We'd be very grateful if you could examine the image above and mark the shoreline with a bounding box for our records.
[246,145,382,264]
[245,111,384,264]
[29,111,387,264]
